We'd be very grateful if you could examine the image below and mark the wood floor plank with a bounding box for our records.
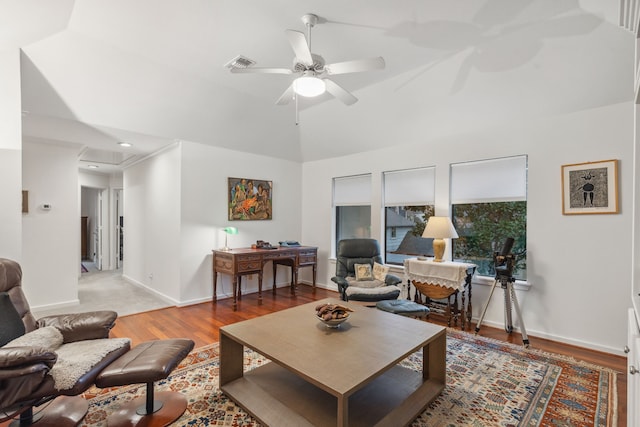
[110,284,627,426]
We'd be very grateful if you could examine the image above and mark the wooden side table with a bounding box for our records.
[403,259,476,330]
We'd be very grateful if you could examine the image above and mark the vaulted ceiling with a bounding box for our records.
[2,0,627,170]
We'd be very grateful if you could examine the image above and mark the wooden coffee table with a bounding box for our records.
[219,298,446,427]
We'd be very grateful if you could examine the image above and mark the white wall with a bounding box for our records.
[123,144,182,302]
[122,141,303,305]
[301,103,633,354]
[0,49,22,262]
[178,141,303,304]
[22,139,79,308]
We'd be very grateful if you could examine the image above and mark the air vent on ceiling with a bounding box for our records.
[224,55,256,69]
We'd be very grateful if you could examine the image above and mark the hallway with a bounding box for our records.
[32,263,172,318]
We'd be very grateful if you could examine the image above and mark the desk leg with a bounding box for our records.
[291,266,297,296]
[258,270,263,305]
[213,271,218,303]
[312,264,317,292]
[272,262,277,294]
[232,276,238,311]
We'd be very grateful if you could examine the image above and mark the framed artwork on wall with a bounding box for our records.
[228,177,272,220]
[561,159,618,215]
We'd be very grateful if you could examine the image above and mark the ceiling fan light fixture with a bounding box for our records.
[293,75,325,97]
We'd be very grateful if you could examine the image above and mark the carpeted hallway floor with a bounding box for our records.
[32,262,172,318]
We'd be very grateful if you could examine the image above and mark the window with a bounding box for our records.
[450,156,527,280]
[383,167,435,265]
[333,175,372,253]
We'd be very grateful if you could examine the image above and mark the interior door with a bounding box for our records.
[96,191,103,270]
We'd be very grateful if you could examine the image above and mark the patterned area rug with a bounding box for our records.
[82,330,617,426]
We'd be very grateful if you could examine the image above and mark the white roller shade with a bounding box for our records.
[451,155,527,204]
[333,174,372,206]
[383,167,435,206]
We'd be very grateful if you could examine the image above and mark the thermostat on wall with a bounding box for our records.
[42,204,52,210]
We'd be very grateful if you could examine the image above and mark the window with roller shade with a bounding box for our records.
[383,167,435,265]
[450,156,527,280]
[333,174,372,254]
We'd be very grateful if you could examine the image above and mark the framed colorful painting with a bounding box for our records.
[228,177,272,220]
[561,159,618,215]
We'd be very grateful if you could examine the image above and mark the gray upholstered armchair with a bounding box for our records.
[331,239,402,302]
[0,258,131,426]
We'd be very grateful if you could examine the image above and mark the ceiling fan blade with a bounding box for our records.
[325,57,385,75]
[324,79,358,105]
[285,30,313,66]
[275,84,295,105]
[230,67,293,74]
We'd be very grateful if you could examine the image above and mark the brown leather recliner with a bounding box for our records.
[0,258,131,426]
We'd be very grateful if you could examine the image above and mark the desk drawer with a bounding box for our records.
[238,260,262,273]
[214,255,234,273]
[298,254,316,265]
[263,251,295,260]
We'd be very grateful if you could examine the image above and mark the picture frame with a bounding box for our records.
[561,159,618,215]
[228,177,272,220]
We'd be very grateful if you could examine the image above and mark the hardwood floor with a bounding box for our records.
[111,284,628,425]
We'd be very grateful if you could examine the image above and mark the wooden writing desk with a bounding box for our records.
[212,246,317,311]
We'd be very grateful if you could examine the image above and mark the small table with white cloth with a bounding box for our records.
[404,259,476,330]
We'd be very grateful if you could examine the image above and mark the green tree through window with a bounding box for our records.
[452,201,526,280]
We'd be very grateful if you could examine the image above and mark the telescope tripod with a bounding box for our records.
[475,275,530,348]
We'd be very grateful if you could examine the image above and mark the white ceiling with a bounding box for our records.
[1,0,624,172]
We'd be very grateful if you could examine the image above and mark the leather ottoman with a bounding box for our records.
[376,299,430,318]
[96,338,195,427]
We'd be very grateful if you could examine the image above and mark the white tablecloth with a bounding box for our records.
[403,259,475,290]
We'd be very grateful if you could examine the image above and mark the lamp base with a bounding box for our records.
[432,239,446,262]
[220,246,231,252]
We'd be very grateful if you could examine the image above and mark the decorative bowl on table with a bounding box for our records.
[315,303,353,328]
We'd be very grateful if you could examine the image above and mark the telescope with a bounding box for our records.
[475,237,529,348]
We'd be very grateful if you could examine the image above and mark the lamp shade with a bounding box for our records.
[422,217,458,239]
[422,217,458,262]
[293,75,325,97]
[220,227,238,251]
[223,226,238,235]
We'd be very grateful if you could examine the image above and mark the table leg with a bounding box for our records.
[337,395,348,427]
[461,290,466,330]
[466,282,473,329]
[424,332,446,383]
[219,332,244,386]
[258,271,263,305]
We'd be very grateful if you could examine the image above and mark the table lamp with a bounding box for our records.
[421,217,458,262]
[221,226,238,251]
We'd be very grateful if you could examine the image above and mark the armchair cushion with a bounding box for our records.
[37,310,118,343]
[373,262,390,281]
[385,273,402,286]
[5,326,62,350]
[345,284,402,301]
[354,263,373,281]
[346,276,384,289]
[0,346,57,371]
[0,292,25,347]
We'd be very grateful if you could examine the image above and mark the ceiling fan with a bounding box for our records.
[228,13,385,107]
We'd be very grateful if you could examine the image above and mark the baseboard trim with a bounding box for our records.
[121,274,179,306]
[32,299,81,314]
